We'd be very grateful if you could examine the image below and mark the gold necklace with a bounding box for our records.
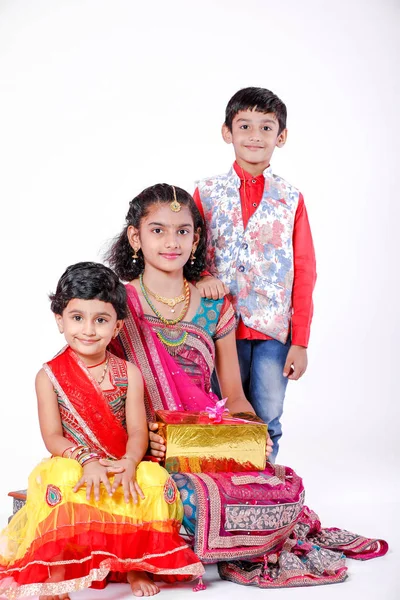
[142,280,186,313]
[140,274,190,325]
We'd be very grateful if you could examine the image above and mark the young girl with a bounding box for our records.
[0,262,203,599]
[106,184,388,589]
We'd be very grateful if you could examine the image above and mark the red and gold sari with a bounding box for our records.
[0,347,203,598]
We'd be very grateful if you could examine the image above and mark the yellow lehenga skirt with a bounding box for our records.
[0,458,203,598]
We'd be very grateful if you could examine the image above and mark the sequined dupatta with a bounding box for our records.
[109,284,217,420]
[44,346,127,459]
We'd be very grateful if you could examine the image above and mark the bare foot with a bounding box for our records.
[128,571,160,597]
[40,564,70,600]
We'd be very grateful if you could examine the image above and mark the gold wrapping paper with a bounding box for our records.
[156,410,267,473]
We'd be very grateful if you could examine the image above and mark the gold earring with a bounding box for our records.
[132,248,139,263]
[190,246,196,265]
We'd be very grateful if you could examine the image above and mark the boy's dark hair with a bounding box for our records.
[50,262,127,319]
[106,183,207,282]
[224,87,287,134]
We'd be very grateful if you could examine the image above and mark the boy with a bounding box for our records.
[193,87,316,461]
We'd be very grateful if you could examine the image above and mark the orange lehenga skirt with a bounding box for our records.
[0,458,203,598]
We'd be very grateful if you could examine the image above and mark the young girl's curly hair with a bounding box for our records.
[50,262,127,319]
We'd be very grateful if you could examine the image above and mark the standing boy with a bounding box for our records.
[193,87,316,461]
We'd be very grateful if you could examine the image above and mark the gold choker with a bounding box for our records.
[142,281,186,312]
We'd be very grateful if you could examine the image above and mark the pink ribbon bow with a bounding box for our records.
[205,397,229,423]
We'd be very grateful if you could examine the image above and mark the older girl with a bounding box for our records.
[107,184,387,589]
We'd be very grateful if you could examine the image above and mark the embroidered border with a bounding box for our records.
[224,498,304,532]
[186,334,215,375]
[0,547,204,599]
[218,560,348,589]
[120,320,164,420]
[231,474,282,487]
[189,472,305,562]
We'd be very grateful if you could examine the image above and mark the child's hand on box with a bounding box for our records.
[148,422,166,460]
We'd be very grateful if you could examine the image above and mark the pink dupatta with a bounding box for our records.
[109,284,217,420]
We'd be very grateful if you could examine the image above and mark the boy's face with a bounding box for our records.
[55,298,123,364]
[222,108,287,174]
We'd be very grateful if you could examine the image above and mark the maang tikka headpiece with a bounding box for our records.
[170,185,181,212]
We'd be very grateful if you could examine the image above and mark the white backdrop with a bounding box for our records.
[0,0,399,595]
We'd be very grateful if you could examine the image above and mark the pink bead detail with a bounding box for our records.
[192,576,206,592]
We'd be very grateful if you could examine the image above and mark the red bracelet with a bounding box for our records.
[62,445,80,458]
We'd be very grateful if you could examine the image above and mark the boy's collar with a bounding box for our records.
[233,161,272,182]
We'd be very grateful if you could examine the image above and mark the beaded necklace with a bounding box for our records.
[156,327,188,350]
[139,274,190,351]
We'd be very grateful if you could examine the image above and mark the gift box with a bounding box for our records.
[156,409,267,473]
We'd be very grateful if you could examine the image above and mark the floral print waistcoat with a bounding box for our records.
[197,166,300,343]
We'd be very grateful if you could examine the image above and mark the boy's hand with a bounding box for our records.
[73,461,123,501]
[196,276,229,300]
[148,422,166,459]
[283,345,308,380]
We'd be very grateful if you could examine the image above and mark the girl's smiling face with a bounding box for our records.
[128,203,200,275]
[55,298,123,364]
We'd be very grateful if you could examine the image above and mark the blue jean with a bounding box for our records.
[236,338,290,463]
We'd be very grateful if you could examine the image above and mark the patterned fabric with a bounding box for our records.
[55,351,128,449]
[192,297,234,340]
[109,282,389,587]
[44,347,128,459]
[178,465,305,563]
[225,500,303,532]
[109,285,235,421]
[197,166,300,343]
[217,505,389,588]
[0,347,204,598]
[145,297,235,392]
[45,485,62,507]
[172,474,197,535]
[163,477,178,504]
